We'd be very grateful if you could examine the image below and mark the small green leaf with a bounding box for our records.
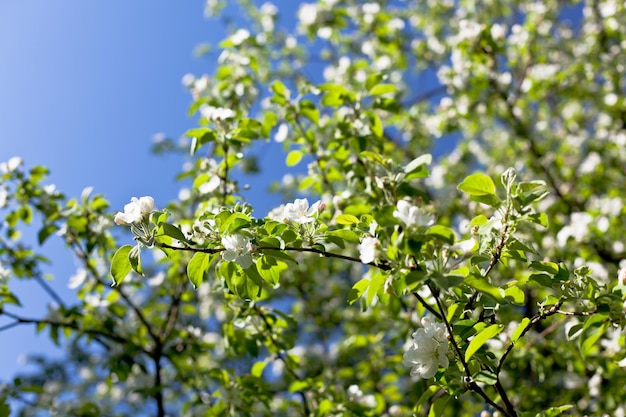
[348,279,370,304]
[369,83,396,96]
[160,223,188,243]
[38,224,59,245]
[474,370,498,385]
[511,317,530,342]
[464,275,505,302]
[336,214,359,225]
[129,244,143,276]
[187,252,211,288]
[426,225,456,245]
[110,245,133,286]
[465,324,504,362]
[326,229,360,243]
[458,173,496,196]
[370,112,383,137]
[286,150,302,167]
[537,405,574,417]
[404,154,432,174]
[504,286,525,305]
[251,361,267,378]
[272,80,288,97]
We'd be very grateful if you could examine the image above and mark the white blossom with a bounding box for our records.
[200,105,235,121]
[359,237,380,264]
[0,156,23,174]
[0,263,10,281]
[393,200,435,227]
[298,3,318,27]
[114,196,154,226]
[230,29,250,46]
[221,234,254,269]
[347,384,376,408]
[556,212,593,247]
[283,198,321,223]
[68,269,88,289]
[402,317,449,379]
[0,186,8,208]
[274,123,289,143]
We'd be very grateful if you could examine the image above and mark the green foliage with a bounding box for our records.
[2,0,626,416]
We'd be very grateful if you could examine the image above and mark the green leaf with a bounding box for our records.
[526,212,549,227]
[536,405,574,417]
[336,214,359,225]
[129,244,143,276]
[530,261,560,275]
[464,275,505,302]
[326,229,360,243]
[369,111,383,137]
[110,245,133,286]
[511,317,531,342]
[299,100,319,125]
[187,252,212,288]
[37,224,59,245]
[0,399,10,417]
[369,83,396,96]
[286,150,303,167]
[474,370,498,385]
[251,361,267,378]
[426,225,456,245]
[160,223,188,243]
[504,286,525,305]
[256,256,286,286]
[347,279,370,305]
[465,324,504,361]
[404,154,432,174]
[272,80,288,97]
[367,271,385,305]
[457,173,496,196]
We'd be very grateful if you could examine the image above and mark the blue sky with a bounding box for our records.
[0,1,300,384]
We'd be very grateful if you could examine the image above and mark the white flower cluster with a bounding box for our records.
[221,234,254,269]
[277,198,322,224]
[359,237,379,264]
[346,384,376,408]
[200,105,235,121]
[0,262,11,281]
[403,317,449,379]
[114,196,154,226]
[0,156,22,174]
[393,200,435,227]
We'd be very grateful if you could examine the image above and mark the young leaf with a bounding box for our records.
[336,214,359,225]
[465,324,504,362]
[457,173,496,196]
[347,279,370,305]
[129,244,143,276]
[110,245,133,286]
[187,252,212,288]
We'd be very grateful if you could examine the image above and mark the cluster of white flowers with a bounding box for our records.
[114,196,154,226]
[0,186,8,208]
[199,105,235,121]
[230,29,250,46]
[556,211,593,247]
[282,198,322,224]
[346,384,376,408]
[359,237,379,264]
[221,234,254,269]
[0,262,10,281]
[0,156,22,174]
[298,3,318,27]
[68,268,88,289]
[402,317,449,379]
[393,200,435,227]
